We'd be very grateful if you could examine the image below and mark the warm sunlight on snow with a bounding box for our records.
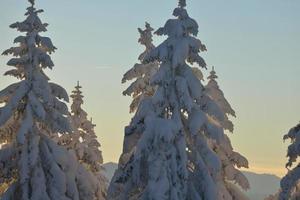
[0,0,299,199]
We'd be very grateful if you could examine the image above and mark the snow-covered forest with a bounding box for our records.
[0,0,299,200]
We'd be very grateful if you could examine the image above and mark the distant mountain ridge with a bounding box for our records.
[102,162,281,200]
[242,171,280,200]
[102,162,118,182]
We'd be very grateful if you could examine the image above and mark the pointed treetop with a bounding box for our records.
[178,0,186,8]
[157,0,198,37]
[208,66,218,80]
[138,22,154,37]
[75,80,82,90]
[70,82,85,116]
[28,0,35,6]
[71,81,83,102]
[145,22,153,32]
[137,22,154,49]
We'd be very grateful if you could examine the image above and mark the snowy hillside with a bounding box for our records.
[103,162,280,200]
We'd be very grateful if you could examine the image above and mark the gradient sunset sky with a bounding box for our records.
[0,0,299,177]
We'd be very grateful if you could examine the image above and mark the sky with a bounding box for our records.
[0,0,299,177]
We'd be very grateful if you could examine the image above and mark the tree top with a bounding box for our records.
[28,0,35,6]
[75,81,82,90]
[178,0,186,8]
[208,66,218,80]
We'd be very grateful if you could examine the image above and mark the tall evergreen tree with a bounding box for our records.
[0,1,100,199]
[108,1,246,199]
[59,82,107,200]
[279,123,300,200]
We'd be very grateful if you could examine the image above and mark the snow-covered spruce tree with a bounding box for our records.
[58,82,107,199]
[108,1,246,199]
[204,67,250,199]
[0,1,100,199]
[122,22,159,113]
[278,123,300,200]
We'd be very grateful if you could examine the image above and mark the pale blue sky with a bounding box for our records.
[0,0,299,176]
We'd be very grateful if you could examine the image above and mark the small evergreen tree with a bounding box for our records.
[0,1,100,199]
[59,82,107,199]
[204,67,250,199]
